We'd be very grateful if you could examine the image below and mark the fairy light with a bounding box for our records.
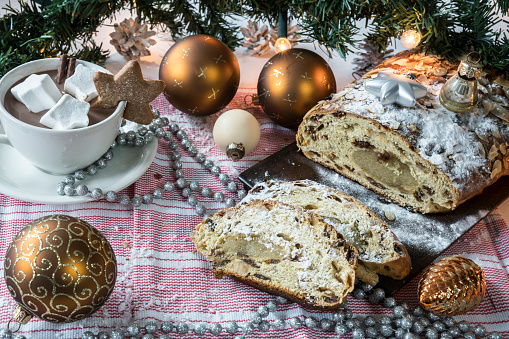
[274,37,292,53]
[400,29,422,49]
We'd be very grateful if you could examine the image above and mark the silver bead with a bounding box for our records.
[168,141,178,150]
[203,159,213,169]
[368,288,385,303]
[241,321,255,334]
[428,312,441,321]
[401,316,413,330]
[333,310,346,323]
[201,187,213,197]
[345,308,353,319]
[394,328,405,338]
[155,128,165,138]
[131,195,143,207]
[188,146,198,156]
[209,323,222,335]
[413,306,426,317]
[182,188,191,198]
[81,331,94,339]
[143,194,153,204]
[87,164,98,175]
[153,188,164,199]
[403,332,417,339]
[57,182,66,195]
[320,318,334,331]
[257,305,269,318]
[364,316,376,327]
[379,324,394,337]
[169,123,179,133]
[141,334,155,339]
[96,158,107,168]
[176,130,187,140]
[64,184,76,196]
[218,173,229,184]
[487,332,503,339]
[196,153,206,163]
[117,134,127,145]
[195,204,206,216]
[463,332,476,339]
[149,123,157,132]
[145,132,154,143]
[172,160,182,169]
[412,321,425,334]
[176,178,187,189]
[181,138,191,150]
[237,189,247,199]
[419,317,431,328]
[211,165,221,175]
[352,327,365,339]
[189,181,200,191]
[74,169,87,180]
[64,175,75,185]
[365,326,378,338]
[106,191,117,202]
[473,325,486,337]
[138,126,148,136]
[110,329,124,339]
[393,305,406,318]
[104,150,114,160]
[448,327,460,338]
[119,194,130,204]
[345,318,361,329]
[193,323,208,335]
[266,300,278,312]
[163,131,172,141]
[457,321,470,333]
[288,317,302,329]
[258,320,270,332]
[304,316,319,329]
[127,139,135,147]
[110,140,117,149]
[97,331,109,339]
[175,169,184,178]
[225,198,236,207]
[442,317,455,328]
[433,321,446,333]
[224,321,238,334]
[227,181,238,192]
[161,117,169,126]
[335,323,348,336]
[187,195,198,206]
[76,185,89,196]
[126,130,136,141]
[164,181,175,192]
[127,323,141,336]
[272,319,285,330]
[354,288,367,299]
[214,192,224,202]
[176,323,189,334]
[160,321,173,333]
[383,297,397,309]
[379,315,392,325]
[135,137,145,147]
[251,313,262,324]
[425,327,439,339]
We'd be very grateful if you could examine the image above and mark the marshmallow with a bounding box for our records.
[11,73,62,113]
[40,94,90,130]
[64,64,98,102]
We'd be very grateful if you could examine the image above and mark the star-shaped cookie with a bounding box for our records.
[91,60,165,125]
[365,72,427,107]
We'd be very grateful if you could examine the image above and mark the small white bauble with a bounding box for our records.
[213,109,260,161]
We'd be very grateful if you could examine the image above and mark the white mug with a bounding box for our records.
[0,58,126,175]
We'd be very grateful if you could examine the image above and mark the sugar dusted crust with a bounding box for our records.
[297,50,507,213]
[191,200,357,310]
[241,180,411,281]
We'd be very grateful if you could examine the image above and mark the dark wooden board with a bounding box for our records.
[238,142,509,295]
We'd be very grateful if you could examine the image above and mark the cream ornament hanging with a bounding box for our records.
[213,109,260,161]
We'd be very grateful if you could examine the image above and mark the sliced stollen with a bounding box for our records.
[241,180,412,284]
[191,200,357,310]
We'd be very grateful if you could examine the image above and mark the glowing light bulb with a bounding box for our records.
[274,37,292,53]
[400,30,421,49]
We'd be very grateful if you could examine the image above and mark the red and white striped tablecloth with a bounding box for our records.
[0,90,508,338]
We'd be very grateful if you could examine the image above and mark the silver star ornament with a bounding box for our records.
[365,72,427,107]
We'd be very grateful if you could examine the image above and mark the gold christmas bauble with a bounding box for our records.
[257,48,336,129]
[159,34,240,116]
[418,255,486,316]
[3,215,117,323]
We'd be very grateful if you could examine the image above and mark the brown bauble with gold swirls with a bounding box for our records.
[257,48,336,129]
[418,255,486,316]
[3,215,117,324]
[159,34,240,116]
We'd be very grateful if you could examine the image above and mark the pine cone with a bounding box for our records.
[352,38,394,78]
[241,21,271,56]
[110,17,156,60]
[418,255,486,316]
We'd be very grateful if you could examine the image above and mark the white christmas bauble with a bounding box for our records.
[213,109,260,160]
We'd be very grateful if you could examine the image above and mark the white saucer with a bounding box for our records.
[0,125,158,204]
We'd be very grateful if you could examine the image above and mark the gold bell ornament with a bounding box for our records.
[439,52,482,113]
[213,109,260,161]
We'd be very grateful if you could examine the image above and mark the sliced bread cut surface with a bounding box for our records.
[191,200,357,310]
[241,180,411,281]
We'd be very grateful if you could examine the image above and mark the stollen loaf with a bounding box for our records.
[191,200,357,310]
[241,180,411,284]
[297,50,508,213]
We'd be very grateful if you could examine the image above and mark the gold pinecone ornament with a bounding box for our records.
[110,17,156,60]
[418,255,486,316]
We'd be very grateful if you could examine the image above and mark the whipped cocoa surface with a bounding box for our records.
[3,70,115,129]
